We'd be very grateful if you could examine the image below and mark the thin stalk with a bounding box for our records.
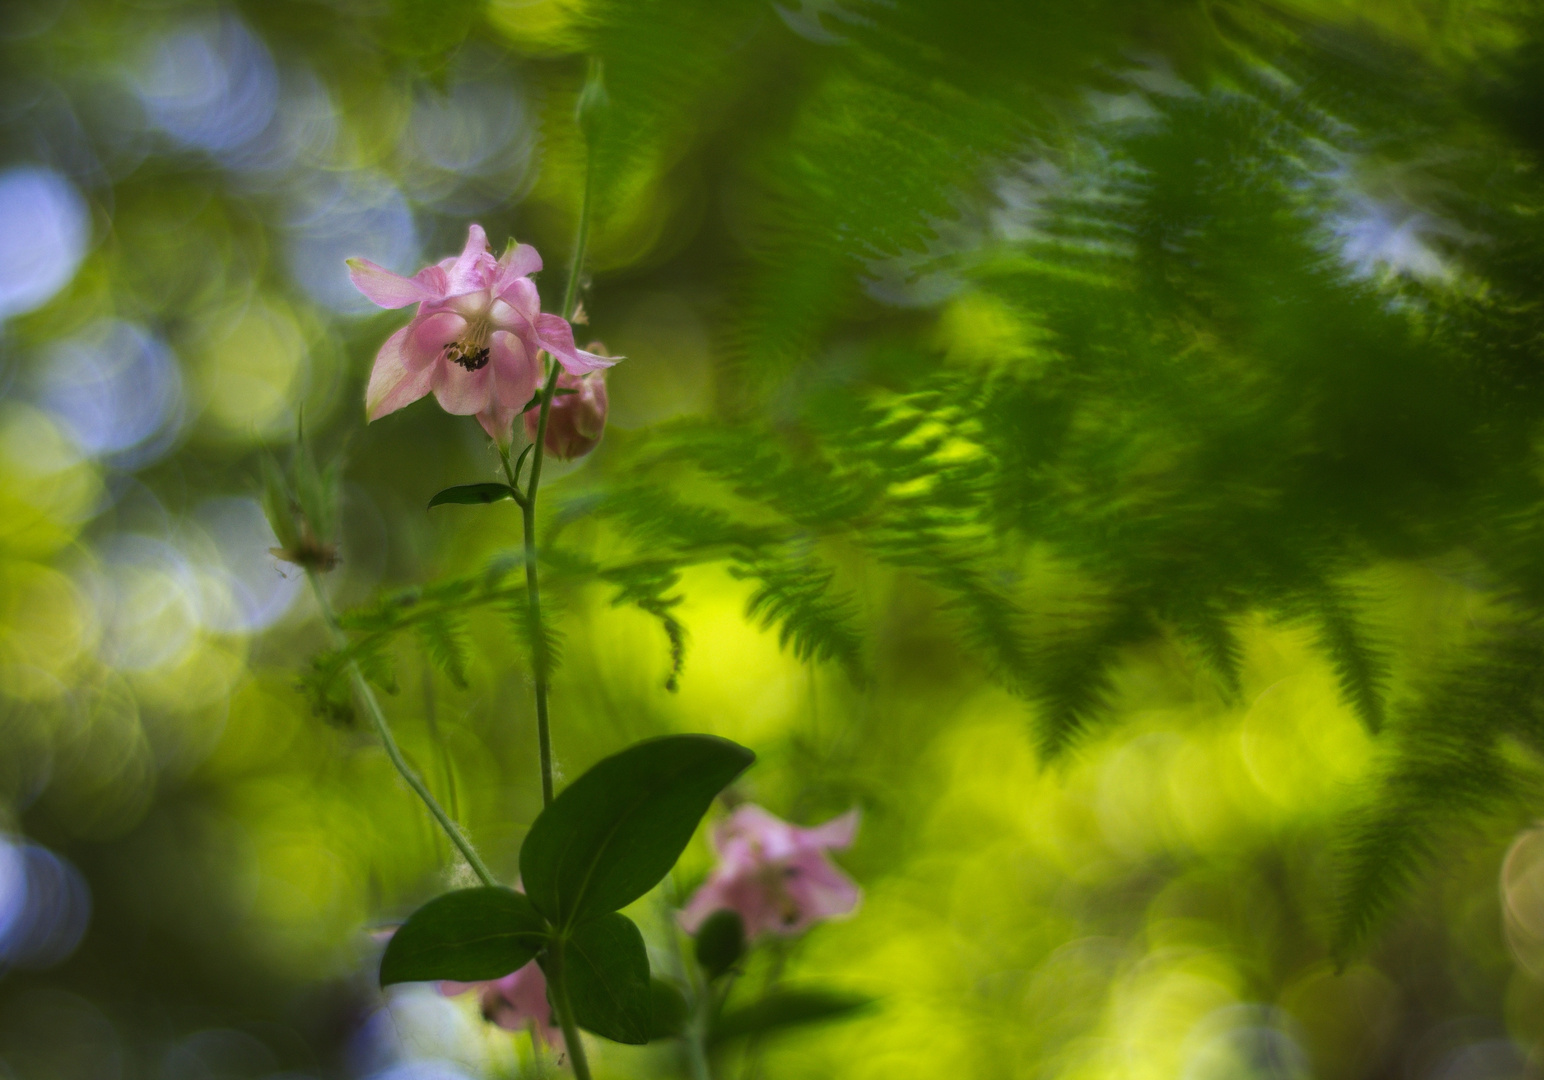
[685,989,716,1080]
[516,122,596,808]
[544,940,594,1080]
[305,569,496,887]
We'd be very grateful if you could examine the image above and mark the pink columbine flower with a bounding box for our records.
[440,960,564,1050]
[679,804,861,939]
[524,366,608,461]
[347,225,614,443]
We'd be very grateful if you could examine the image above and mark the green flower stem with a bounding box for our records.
[543,939,595,1080]
[305,569,497,888]
[685,990,716,1080]
[516,110,596,809]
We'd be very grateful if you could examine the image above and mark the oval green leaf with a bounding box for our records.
[379,887,549,987]
[544,912,652,1045]
[707,988,875,1046]
[427,483,516,509]
[519,734,754,928]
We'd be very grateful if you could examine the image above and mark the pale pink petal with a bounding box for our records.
[718,805,801,861]
[407,309,466,368]
[572,374,608,439]
[782,851,861,928]
[433,358,494,416]
[439,980,479,997]
[534,313,618,374]
[678,873,739,934]
[796,808,860,854]
[491,331,542,406]
[347,259,448,308]
[493,243,543,293]
[495,277,541,325]
[481,963,564,1049]
[444,224,498,296]
[366,324,435,420]
[477,408,515,444]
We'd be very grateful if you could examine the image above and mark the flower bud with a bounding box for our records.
[525,357,609,462]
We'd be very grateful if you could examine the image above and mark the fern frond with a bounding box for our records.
[1296,583,1389,734]
[414,611,472,689]
[1332,625,1544,957]
[731,553,866,680]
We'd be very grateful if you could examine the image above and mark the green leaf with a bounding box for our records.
[648,978,689,1041]
[380,887,549,987]
[520,734,754,929]
[708,989,875,1046]
[547,913,652,1045]
[693,909,744,980]
[427,483,516,509]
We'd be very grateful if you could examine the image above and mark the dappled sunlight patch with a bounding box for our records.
[667,565,808,747]
[0,404,104,559]
[0,561,94,699]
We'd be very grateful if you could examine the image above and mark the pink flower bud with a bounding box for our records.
[524,358,609,461]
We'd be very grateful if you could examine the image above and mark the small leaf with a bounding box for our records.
[520,735,755,929]
[428,483,516,509]
[708,989,875,1046]
[648,978,689,1041]
[547,912,652,1045]
[693,909,744,980]
[380,887,549,987]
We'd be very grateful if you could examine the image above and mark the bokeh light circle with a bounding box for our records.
[0,165,89,320]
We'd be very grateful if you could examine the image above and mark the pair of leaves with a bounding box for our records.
[380,734,754,1045]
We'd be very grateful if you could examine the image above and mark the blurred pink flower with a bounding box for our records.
[441,960,564,1050]
[680,805,861,939]
[347,224,613,443]
[524,366,608,461]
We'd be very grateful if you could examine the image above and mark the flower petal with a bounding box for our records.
[495,277,541,325]
[474,332,541,444]
[782,852,861,928]
[534,313,618,374]
[481,963,563,1048]
[678,874,738,934]
[494,242,542,292]
[797,808,860,853]
[365,324,434,420]
[444,224,497,296]
[347,258,448,309]
[432,358,494,416]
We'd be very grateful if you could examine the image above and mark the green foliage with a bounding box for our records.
[519,735,755,930]
[709,989,876,1046]
[546,913,653,1045]
[303,0,1544,965]
[647,979,690,1041]
[427,483,518,508]
[379,735,752,1043]
[1332,623,1544,956]
[379,888,547,987]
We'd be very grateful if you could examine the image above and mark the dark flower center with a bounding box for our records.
[446,341,491,371]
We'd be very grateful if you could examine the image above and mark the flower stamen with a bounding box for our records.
[445,342,491,371]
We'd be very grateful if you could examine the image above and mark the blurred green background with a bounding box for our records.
[8,0,1544,1078]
